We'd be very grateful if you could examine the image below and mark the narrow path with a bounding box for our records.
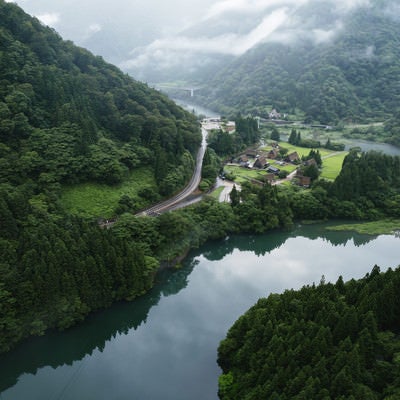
[322,151,346,159]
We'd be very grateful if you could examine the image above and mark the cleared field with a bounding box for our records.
[60,167,156,219]
[278,144,332,158]
[224,165,270,184]
[320,152,347,180]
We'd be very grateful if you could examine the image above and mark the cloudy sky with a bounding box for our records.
[7,0,374,79]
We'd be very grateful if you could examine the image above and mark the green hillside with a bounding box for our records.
[0,0,201,198]
[199,1,400,145]
[0,0,201,353]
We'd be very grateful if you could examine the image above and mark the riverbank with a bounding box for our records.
[326,219,400,235]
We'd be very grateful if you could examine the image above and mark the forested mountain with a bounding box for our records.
[0,0,201,192]
[218,266,400,399]
[0,0,201,353]
[198,0,400,140]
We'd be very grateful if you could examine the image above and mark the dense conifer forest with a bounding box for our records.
[0,0,201,353]
[218,266,400,399]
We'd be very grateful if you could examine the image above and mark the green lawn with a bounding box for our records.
[60,167,156,219]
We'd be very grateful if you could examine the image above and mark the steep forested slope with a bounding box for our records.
[218,266,400,399]
[0,0,201,353]
[0,0,201,193]
[200,1,400,139]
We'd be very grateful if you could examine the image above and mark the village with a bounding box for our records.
[227,144,316,188]
[201,115,331,195]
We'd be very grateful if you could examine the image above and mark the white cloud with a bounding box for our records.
[334,0,370,12]
[365,45,375,58]
[11,0,373,76]
[83,23,102,40]
[312,23,342,44]
[204,0,371,20]
[36,12,60,27]
[204,0,307,19]
[122,7,289,70]
[88,23,102,34]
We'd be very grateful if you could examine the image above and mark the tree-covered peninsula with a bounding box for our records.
[218,266,400,399]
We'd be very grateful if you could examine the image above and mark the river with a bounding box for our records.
[175,99,400,156]
[1,223,399,400]
[172,98,220,119]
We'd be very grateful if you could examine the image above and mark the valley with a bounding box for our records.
[1,0,400,399]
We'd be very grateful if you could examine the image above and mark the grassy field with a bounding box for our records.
[231,142,348,183]
[60,167,156,219]
[224,165,269,184]
[326,219,400,235]
[320,152,347,180]
[277,143,347,180]
[279,144,329,158]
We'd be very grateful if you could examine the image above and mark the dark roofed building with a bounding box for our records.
[285,151,300,163]
[246,150,258,158]
[298,176,311,187]
[253,157,268,169]
[267,166,280,174]
[268,149,279,159]
[304,158,317,167]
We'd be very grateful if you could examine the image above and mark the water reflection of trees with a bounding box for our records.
[0,224,379,393]
[0,262,196,393]
[199,223,377,261]
[295,223,377,247]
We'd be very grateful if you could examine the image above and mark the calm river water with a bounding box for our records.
[1,223,399,400]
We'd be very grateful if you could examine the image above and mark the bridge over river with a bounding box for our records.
[151,84,202,97]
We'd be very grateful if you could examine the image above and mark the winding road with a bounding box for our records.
[137,127,208,216]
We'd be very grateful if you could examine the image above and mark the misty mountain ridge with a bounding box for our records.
[196,1,400,125]
[123,0,392,81]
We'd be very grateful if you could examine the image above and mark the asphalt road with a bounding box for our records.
[138,127,208,216]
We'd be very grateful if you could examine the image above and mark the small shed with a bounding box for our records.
[267,166,280,174]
